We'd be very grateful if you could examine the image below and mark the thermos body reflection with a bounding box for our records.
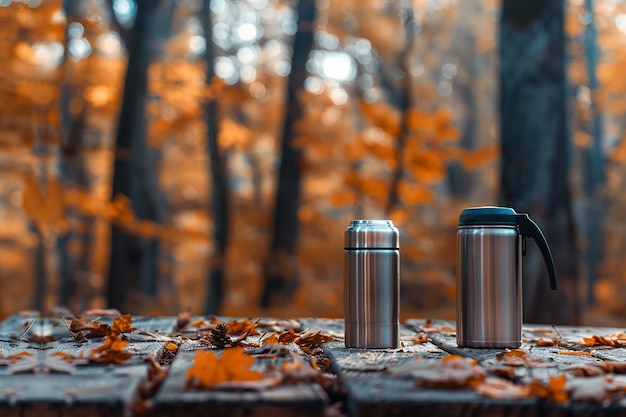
[344,220,399,349]
[456,225,522,348]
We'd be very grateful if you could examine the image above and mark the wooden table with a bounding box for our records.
[1,312,626,417]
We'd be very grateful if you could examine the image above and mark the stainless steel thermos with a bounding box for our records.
[456,206,557,348]
[344,220,399,348]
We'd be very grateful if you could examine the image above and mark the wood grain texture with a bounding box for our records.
[0,315,177,417]
[3,316,626,417]
[153,342,328,417]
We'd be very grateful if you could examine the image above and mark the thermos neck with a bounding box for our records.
[345,219,399,249]
[459,225,517,230]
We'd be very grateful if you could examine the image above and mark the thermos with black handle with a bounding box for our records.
[456,206,557,348]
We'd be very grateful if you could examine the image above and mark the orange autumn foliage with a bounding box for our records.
[186,347,264,389]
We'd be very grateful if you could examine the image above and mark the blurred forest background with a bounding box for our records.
[2,0,626,325]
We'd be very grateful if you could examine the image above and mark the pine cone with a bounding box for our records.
[209,324,231,348]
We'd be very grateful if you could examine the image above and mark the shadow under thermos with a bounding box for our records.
[456,206,557,348]
[344,220,399,349]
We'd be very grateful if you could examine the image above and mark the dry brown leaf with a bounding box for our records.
[186,347,264,389]
[89,334,132,364]
[260,332,279,345]
[528,374,568,403]
[497,349,554,368]
[138,357,170,399]
[110,314,137,334]
[70,316,111,338]
[568,376,615,403]
[279,359,337,390]
[413,332,429,344]
[422,319,456,334]
[582,335,626,348]
[81,308,121,317]
[556,350,593,357]
[278,329,299,344]
[296,328,333,346]
[389,355,485,388]
[176,310,191,330]
[535,338,558,347]
[476,378,531,399]
[224,319,260,336]
[0,351,33,365]
[565,361,626,376]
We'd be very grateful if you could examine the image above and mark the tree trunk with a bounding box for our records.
[499,0,579,324]
[202,0,229,315]
[58,0,80,308]
[106,0,160,312]
[581,0,604,305]
[260,0,317,308]
[386,3,416,214]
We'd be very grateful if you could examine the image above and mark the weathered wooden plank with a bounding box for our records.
[0,316,178,417]
[153,342,328,417]
[317,321,502,417]
[406,319,609,365]
[343,319,626,417]
[0,364,148,417]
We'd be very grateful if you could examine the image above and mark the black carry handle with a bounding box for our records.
[516,214,558,291]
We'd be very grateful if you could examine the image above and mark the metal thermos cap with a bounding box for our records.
[345,220,399,249]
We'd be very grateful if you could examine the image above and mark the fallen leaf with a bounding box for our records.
[6,352,86,374]
[476,378,530,399]
[0,351,32,365]
[260,332,280,345]
[389,355,485,388]
[422,320,456,334]
[186,347,264,389]
[296,328,333,346]
[53,352,78,363]
[568,376,615,402]
[564,361,626,376]
[535,338,558,347]
[556,350,593,357]
[257,319,301,333]
[497,349,554,368]
[176,310,191,330]
[581,335,626,348]
[89,334,132,364]
[413,332,429,344]
[528,374,568,403]
[279,359,337,390]
[70,316,111,338]
[138,357,170,399]
[224,320,260,336]
[110,314,136,334]
[28,334,57,344]
[278,329,299,344]
[81,308,121,317]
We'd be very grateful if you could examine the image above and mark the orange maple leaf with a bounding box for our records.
[110,314,137,334]
[186,347,264,389]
